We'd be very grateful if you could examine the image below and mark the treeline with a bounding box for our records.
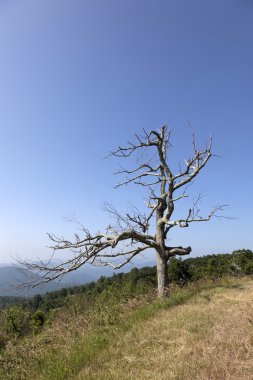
[0,296,27,308]
[169,248,253,283]
[0,249,252,313]
[20,248,253,312]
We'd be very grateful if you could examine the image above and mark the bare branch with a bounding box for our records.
[111,127,173,190]
[173,135,213,191]
[108,128,160,158]
[164,203,228,231]
[17,220,157,289]
[166,246,192,257]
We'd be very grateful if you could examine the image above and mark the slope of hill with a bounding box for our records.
[77,279,253,380]
[0,276,252,379]
[0,250,252,379]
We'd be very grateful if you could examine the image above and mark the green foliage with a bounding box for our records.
[0,334,7,351]
[168,257,192,285]
[0,296,27,308]
[31,309,46,334]
[3,305,30,337]
[185,249,253,281]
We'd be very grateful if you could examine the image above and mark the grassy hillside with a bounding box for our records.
[0,276,253,379]
[0,250,252,379]
[78,278,253,380]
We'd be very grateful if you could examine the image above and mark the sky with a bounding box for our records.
[0,0,252,264]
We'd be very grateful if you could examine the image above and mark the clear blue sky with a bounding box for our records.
[0,0,252,263]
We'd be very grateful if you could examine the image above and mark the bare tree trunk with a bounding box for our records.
[156,252,168,297]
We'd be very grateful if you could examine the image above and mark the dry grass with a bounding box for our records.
[1,278,253,379]
[78,281,253,380]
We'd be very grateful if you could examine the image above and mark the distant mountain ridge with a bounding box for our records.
[0,259,156,297]
[0,266,93,297]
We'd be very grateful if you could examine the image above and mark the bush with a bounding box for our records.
[168,257,192,285]
[0,335,7,351]
[4,306,30,337]
[31,309,46,334]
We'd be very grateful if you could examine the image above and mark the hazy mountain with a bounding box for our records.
[0,265,99,297]
[0,259,156,297]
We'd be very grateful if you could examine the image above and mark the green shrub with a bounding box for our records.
[0,334,7,351]
[4,305,30,337]
[31,309,46,334]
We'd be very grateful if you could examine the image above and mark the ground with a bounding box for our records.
[77,279,253,380]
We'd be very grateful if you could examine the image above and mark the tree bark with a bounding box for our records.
[156,252,168,297]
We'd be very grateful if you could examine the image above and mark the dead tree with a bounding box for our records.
[19,126,225,297]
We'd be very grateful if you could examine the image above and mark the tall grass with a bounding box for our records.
[78,277,253,380]
[0,277,249,379]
